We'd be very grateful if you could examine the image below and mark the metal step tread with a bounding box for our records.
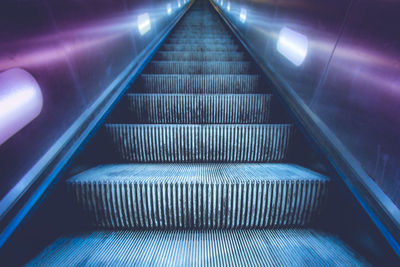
[67,163,328,228]
[166,39,236,44]
[132,74,263,94]
[170,34,232,38]
[172,31,229,35]
[124,93,273,124]
[161,43,239,51]
[144,61,255,74]
[27,229,368,266]
[68,163,328,183]
[104,124,293,162]
[153,51,247,61]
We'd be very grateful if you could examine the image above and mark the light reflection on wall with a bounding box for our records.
[167,3,172,15]
[240,8,247,23]
[137,13,151,35]
[0,69,43,146]
[277,27,308,66]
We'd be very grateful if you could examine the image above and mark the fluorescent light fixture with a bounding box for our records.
[167,3,172,15]
[0,68,43,145]
[240,8,247,23]
[277,27,308,66]
[178,0,181,8]
[227,2,231,11]
[137,13,151,35]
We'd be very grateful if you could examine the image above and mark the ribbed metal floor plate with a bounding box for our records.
[153,51,247,61]
[170,33,230,38]
[132,74,263,93]
[145,61,254,74]
[67,163,329,228]
[27,229,368,266]
[126,94,272,123]
[105,124,293,162]
[166,38,235,44]
[161,43,239,51]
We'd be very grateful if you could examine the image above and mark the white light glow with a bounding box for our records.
[227,2,231,11]
[277,27,308,66]
[0,68,43,145]
[240,8,247,23]
[221,0,224,6]
[178,0,181,8]
[167,3,172,15]
[137,13,151,35]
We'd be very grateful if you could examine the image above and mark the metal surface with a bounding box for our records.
[0,0,194,247]
[212,0,400,253]
[133,74,262,93]
[105,124,293,162]
[68,163,329,228]
[26,229,369,266]
[125,94,273,123]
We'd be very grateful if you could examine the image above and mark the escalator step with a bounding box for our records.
[27,229,368,266]
[153,51,247,61]
[172,31,230,36]
[161,43,239,51]
[173,27,227,31]
[175,24,225,27]
[125,93,272,124]
[132,74,262,94]
[145,61,254,74]
[104,124,293,162]
[170,33,231,38]
[67,164,329,228]
[166,38,236,44]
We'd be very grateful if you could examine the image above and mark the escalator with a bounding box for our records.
[24,0,369,265]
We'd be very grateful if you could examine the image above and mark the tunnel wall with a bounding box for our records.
[0,0,193,241]
[211,0,400,249]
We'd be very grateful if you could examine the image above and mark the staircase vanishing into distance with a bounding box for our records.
[27,1,369,265]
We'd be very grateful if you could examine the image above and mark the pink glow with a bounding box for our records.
[0,68,43,145]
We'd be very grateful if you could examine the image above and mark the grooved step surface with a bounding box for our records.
[171,33,231,37]
[175,26,224,28]
[126,94,272,124]
[166,38,235,44]
[170,33,230,38]
[145,61,254,74]
[67,164,329,228]
[27,230,368,266]
[153,51,247,61]
[161,43,239,51]
[105,124,293,162]
[132,74,262,93]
